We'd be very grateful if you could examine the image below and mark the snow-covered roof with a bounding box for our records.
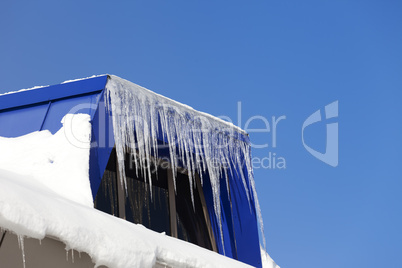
[0,75,274,267]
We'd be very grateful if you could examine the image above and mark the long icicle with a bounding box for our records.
[105,75,264,250]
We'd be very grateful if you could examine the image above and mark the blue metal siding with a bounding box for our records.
[0,76,108,111]
[41,94,101,134]
[230,164,262,267]
[0,93,103,138]
[89,93,115,199]
[0,76,108,202]
[202,166,262,267]
[0,75,108,137]
[0,103,49,137]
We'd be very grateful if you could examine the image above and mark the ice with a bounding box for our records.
[260,246,280,268]
[17,235,26,268]
[105,75,264,249]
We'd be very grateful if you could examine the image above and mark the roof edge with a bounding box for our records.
[0,75,108,111]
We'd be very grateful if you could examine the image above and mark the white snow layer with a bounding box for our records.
[0,74,105,96]
[260,246,280,268]
[105,75,265,248]
[0,115,252,267]
[0,85,48,96]
[61,74,106,84]
[0,114,93,207]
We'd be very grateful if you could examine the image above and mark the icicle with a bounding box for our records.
[17,235,26,268]
[105,75,265,249]
[250,176,266,250]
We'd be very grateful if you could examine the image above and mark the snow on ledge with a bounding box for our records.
[61,74,107,84]
[0,168,252,268]
[0,74,106,96]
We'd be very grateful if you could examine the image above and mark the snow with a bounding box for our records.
[61,74,106,84]
[0,116,252,267]
[0,114,93,207]
[260,246,280,268]
[0,169,253,268]
[0,85,48,96]
[0,74,105,96]
[105,75,265,248]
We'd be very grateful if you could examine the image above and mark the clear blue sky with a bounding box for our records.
[1,1,401,267]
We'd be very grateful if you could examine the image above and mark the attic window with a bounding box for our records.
[124,160,171,236]
[94,148,217,252]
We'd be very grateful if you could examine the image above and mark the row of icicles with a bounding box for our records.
[105,75,265,251]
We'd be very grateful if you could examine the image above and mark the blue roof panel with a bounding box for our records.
[0,103,50,137]
[0,75,108,138]
[0,75,108,111]
[41,94,101,134]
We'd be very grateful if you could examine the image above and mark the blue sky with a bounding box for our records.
[1,1,401,267]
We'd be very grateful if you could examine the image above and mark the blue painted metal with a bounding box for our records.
[0,76,108,111]
[89,92,115,199]
[0,76,109,201]
[202,172,237,257]
[39,102,52,131]
[0,75,108,138]
[0,75,262,267]
[202,164,262,267]
[229,162,262,267]
[0,103,49,137]
[41,94,100,134]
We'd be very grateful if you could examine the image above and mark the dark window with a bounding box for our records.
[94,151,119,216]
[175,172,213,250]
[94,149,216,251]
[124,163,171,235]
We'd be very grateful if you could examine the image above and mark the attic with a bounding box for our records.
[0,75,269,268]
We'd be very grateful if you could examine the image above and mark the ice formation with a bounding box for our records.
[105,75,265,248]
[260,246,280,268]
[17,235,26,268]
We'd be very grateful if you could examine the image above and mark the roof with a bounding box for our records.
[0,76,107,138]
[0,75,247,137]
[0,75,264,267]
[0,75,107,111]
